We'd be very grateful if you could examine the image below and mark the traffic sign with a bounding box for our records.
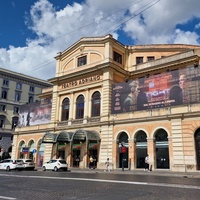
[32,149,37,154]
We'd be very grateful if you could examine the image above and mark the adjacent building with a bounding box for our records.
[0,68,52,160]
[13,34,200,172]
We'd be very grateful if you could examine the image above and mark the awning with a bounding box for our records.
[88,142,99,149]
[55,131,73,142]
[72,144,81,150]
[71,129,100,141]
[42,132,57,143]
[58,142,66,150]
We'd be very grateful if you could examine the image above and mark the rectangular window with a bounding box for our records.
[136,57,143,64]
[147,56,155,61]
[3,79,9,86]
[113,51,122,64]
[30,86,35,92]
[77,56,87,67]
[0,105,6,112]
[13,107,19,114]
[15,92,21,101]
[16,83,22,90]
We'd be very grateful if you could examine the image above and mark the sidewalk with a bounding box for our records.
[36,167,200,178]
[69,168,200,178]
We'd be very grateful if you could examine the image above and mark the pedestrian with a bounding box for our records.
[144,154,150,172]
[89,156,94,169]
[104,158,110,172]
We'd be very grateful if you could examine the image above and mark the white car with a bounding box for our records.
[0,159,24,171]
[42,159,68,172]
[16,159,35,170]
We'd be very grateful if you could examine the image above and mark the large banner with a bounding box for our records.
[111,65,200,114]
[18,98,52,127]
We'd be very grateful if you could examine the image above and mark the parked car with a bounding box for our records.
[42,159,68,172]
[15,159,35,170]
[0,159,24,171]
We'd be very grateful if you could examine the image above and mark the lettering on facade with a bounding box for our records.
[61,75,101,89]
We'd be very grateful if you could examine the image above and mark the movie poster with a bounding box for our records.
[111,65,200,114]
[18,98,52,127]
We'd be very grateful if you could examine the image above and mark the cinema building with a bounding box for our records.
[12,34,200,172]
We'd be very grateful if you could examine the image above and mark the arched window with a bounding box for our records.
[1,90,7,99]
[61,98,70,121]
[91,91,101,117]
[76,95,84,119]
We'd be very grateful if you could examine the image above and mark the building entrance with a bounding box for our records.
[155,129,169,169]
[118,132,129,168]
[73,150,80,167]
[195,130,200,170]
[89,149,98,168]
[135,131,147,168]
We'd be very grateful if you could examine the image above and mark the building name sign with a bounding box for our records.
[61,75,101,89]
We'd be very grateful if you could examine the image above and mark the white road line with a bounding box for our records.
[0,196,16,200]
[0,173,200,190]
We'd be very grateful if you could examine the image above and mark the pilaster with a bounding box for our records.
[98,125,113,169]
[171,119,185,171]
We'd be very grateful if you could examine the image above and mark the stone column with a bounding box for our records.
[129,138,135,170]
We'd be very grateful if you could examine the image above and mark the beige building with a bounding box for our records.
[0,68,52,160]
[13,34,200,172]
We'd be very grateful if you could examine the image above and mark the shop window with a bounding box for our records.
[76,95,84,119]
[113,51,122,64]
[77,56,87,67]
[91,91,101,117]
[61,98,70,121]
[136,57,143,64]
[1,90,7,99]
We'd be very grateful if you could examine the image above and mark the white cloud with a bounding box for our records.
[195,23,200,30]
[124,0,200,44]
[0,0,200,80]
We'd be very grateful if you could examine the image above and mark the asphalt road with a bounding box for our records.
[0,170,200,200]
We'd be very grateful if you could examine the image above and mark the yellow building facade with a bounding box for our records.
[13,34,200,172]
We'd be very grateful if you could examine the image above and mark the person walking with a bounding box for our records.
[104,158,110,172]
[144,154,150,172]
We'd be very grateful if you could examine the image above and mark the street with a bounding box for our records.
[0,170,200,200]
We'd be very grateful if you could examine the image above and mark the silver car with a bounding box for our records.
[42,159,68,172]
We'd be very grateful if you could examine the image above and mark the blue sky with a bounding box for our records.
[0,0,200,80]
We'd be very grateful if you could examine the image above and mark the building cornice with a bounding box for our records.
[0,67,52,87]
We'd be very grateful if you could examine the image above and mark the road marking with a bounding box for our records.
[1,173,200,190]
[0,196,16,200]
